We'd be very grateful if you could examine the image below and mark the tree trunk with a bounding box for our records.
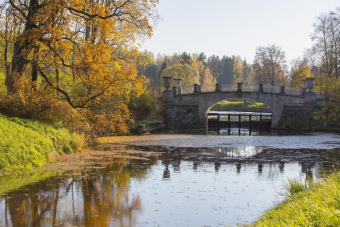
[8,0,39,93]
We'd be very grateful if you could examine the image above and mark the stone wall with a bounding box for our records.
[277,106,321,130]
[166,104,200,129]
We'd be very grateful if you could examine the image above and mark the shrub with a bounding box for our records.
[129,88,163,122]
[0,92,90,134]
[281,176,315,197]
[313,77,340,127]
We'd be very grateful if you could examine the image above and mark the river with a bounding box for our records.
[1,131,340,226]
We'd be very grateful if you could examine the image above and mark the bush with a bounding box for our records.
[0,92,91,134]
[129,88,163,122]
[313,77,340,127]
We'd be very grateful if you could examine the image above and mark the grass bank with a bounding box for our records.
[0,114,84,171]
[211,98,270,111]
[248,171,340,226]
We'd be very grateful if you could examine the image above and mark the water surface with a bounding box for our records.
[1,133,340,227]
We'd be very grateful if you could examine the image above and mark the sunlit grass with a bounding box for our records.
[248,171,340,226]
[0,114,81,171]
[211,98,270,111]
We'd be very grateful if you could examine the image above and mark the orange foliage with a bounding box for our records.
[1,0,159,135]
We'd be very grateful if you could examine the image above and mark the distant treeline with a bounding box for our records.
[137,52,251,87]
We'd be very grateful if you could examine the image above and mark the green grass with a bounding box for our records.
[0,114,79,171]
[211,98,270,111]
[248,171,340,226]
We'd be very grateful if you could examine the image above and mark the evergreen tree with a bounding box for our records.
[219,56,234,84]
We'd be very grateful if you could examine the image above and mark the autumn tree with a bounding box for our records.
[191,53,205,83]
[233,56,244,83]
[137,51,159,84]
[290,65,312,88]
[252,44,287,86]
[161,64,199,87]
[3,0,158,106]
[167,53,182,67]
[0,0,159,135]
[201,67,215,85]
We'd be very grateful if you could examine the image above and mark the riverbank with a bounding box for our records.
[248,170,340,226]
[0,114,84,171]
[0,114,85,194]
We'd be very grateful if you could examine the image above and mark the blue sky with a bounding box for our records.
[141,0,340,64]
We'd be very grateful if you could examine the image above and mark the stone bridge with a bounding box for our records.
[161,77,324,129]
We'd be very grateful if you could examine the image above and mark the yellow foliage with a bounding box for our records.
[1,0,159,135]
[290,65,312,88]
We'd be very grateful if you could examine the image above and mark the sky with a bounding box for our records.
[141,0,340,64]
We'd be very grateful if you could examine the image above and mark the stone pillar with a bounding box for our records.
[163,76,172,89]
[172,86,177,96]
[306,78,315,92]
[215,83,221,92]
[162,76,173,103]
[305,78,317,106]
[280,86,285,94]
[237,82,242,92]
[194,84,199,93]
[305,92,317,106]
[259,83,264,93]
[174,78,182,87]
[237,82,242,98]
[178,87,182,95]
[174,78,182,95]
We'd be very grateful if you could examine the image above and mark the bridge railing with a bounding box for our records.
[285,87,302,96]
[243,84,259,92]
[201,84,215,92]
[221,84,237,91]
[263,85,281,93]
[171,83,324,98]
[181,86,194,94]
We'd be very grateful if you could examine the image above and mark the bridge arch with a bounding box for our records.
[196,92,281,128]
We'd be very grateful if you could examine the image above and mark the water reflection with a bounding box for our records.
[215,146,264,157]
[0,159,154,227]
[163,164,170,179]
[1,147,340,227]
[258,164,263,174]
